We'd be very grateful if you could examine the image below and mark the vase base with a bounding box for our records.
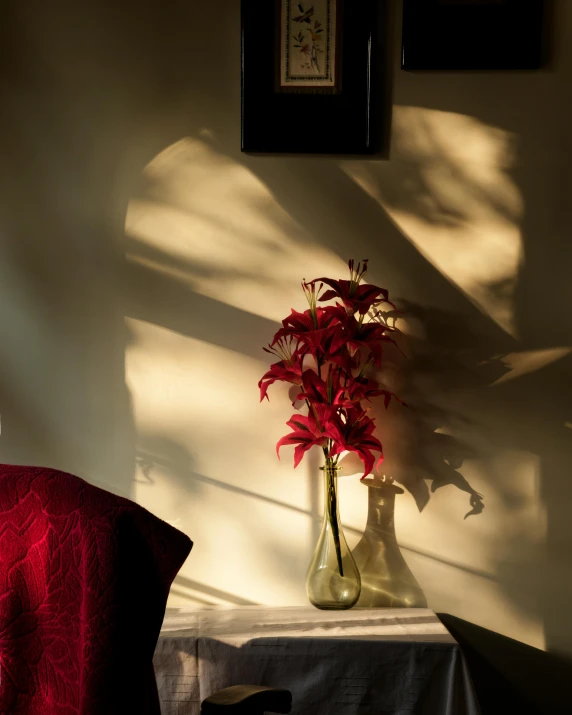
[309,602,358,611]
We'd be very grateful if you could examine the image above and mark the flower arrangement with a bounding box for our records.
[259,260,401,587]
[259,259,400,478]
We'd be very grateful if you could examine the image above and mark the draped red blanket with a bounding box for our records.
[0,465,192,715]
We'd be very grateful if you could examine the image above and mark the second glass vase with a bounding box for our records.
[306,462,361,610]
[352,476,427,608]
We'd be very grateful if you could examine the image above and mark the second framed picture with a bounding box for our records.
[242,0,385,154]
[402,0,545,71]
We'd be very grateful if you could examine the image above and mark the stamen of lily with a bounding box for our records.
[267,336,296,364]
[349,263,358,295]
[302,280,319,329]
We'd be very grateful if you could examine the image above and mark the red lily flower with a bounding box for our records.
[297,367,353,408]
[259,338,305,401]
[260,260,407,482]
[259,360,304,401]
[329,307,397,365]
[276,404,337,468]
[272,307,340,359]
[311,259,396,316]
[326,406,384,477]
[345,375,388,405]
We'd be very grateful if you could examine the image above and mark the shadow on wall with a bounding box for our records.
[2,0,572,658]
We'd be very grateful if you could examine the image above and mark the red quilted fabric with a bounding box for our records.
[0,465,192,714]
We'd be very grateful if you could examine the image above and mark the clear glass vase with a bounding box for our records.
[352,477,427,608]
[306,462,361,610]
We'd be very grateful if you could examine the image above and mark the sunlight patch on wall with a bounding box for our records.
[341,108,523,336]
[125,137,345,323]
[126,317,306,484]
[126,317,313,605]
[492,347,572,385]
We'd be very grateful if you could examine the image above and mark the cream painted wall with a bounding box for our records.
[1,0,571,655]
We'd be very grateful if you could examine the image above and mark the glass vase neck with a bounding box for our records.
[320,463,341,474]
[361,478,405,538]
[320,464,342,520]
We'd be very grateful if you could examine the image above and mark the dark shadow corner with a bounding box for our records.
[438,613,572,715]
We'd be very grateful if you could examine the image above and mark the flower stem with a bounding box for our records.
[325,458,344,577]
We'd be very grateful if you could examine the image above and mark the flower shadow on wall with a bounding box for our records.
[367,302,499,519]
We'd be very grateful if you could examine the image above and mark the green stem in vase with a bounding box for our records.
[325,458,344,577]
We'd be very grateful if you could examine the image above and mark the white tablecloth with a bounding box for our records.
[154,607,480,715]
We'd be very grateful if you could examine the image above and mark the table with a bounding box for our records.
[154,607,480,715]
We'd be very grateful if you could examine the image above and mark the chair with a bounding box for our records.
[0,465,291,715]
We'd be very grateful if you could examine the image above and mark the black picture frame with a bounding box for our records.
[401,0,545,71]
[241,0,384,155]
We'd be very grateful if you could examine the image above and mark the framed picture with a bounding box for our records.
[401,0,545,71]
[242,0,385,154]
